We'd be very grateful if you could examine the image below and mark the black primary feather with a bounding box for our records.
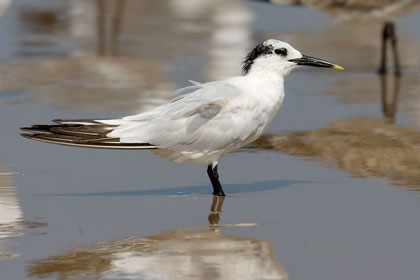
[242,43,274,75]
[21,121,156,149]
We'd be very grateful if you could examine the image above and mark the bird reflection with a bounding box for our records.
[95,0,126,56]
[208,195,224,228]
[0,168,47,259]
[380,73,400,123]
[0,0,10,17]
[26,196,288,280]
[0,0,175,113]
[0,0,253,113]
[250,116,420,190]
[301,0,420,75]
[263,0,420,75]
[0,169,22,259]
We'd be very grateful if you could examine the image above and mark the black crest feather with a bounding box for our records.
[242,43,274,75]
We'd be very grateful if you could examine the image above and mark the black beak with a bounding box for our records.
[289,55,343,69]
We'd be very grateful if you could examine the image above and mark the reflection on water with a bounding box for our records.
[16,3,72,58]
[301,0,420,23]
[94,0,125,56]
[380,74,400,122]
[1,0,176,113]
[47,179,299,197]
[0,55,174,112]
[0,168,22,259]
[0,0,10,18]
[251,117,420,190]
[263,13,420,126]
[0,0,253,113]
[0,167,46,259]
[27,196,287,280]
[301,0,420,75]
[325,72,401,123]
[204,0,253,80]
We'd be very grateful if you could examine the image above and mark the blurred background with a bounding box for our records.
[1,0,420,279]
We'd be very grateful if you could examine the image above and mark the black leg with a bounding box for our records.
[378,22,390,74]
[379,21,401,76]
[389,22,401,76]
[207,164,225,196]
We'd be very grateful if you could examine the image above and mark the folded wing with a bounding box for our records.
[21,119,155,149]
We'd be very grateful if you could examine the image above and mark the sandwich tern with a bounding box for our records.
[21,39,342,196]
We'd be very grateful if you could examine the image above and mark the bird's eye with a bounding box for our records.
[274,48,288,56]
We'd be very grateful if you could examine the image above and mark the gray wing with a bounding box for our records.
[101,80,252,150]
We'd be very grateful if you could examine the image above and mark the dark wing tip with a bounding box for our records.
[20,133,35,139]
[20,119,157,150]
[20,125,56,134]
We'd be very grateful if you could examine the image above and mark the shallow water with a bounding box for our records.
[1,0,420,279]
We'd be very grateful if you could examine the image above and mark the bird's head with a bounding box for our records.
[242,39,343,76]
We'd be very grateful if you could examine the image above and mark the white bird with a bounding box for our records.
[21,39,342,196]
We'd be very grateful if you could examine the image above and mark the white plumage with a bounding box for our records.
[99,75,284,164]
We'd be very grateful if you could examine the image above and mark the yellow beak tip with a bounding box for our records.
[332,65,344,70]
